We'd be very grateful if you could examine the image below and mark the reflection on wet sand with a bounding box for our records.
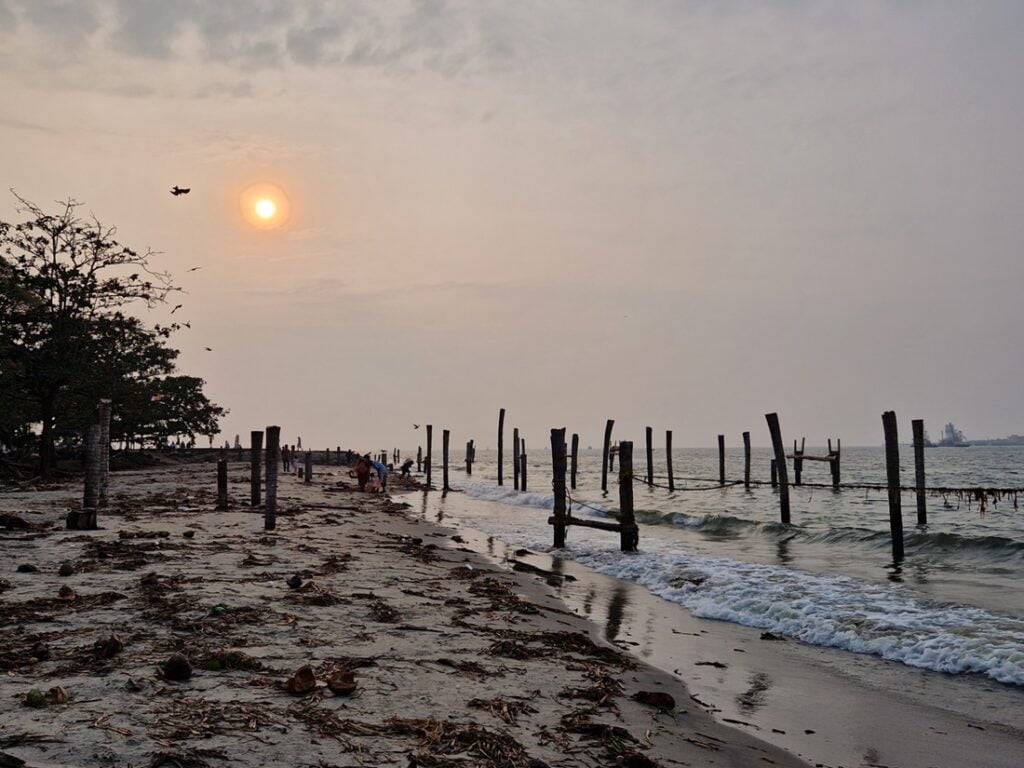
[736,672,772,715]
[604,584,629,641]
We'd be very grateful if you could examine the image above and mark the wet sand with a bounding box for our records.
[0,461,806,768]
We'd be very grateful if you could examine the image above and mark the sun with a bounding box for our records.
[240,182,290,229]
[255,198,277,220]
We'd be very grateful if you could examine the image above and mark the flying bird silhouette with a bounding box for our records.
[188,266,202,272]
[182,321,191,329]
[170,186,191,196]
[170,304,182,314]
[204,347,212,351]
[413,424,420,429]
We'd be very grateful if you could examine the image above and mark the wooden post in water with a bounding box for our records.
[618,441,638,552]
[520,439,528,492]
[304,451,312,485]
[551,428,568,548]
[770,458,778,488]
[882,411,904,561]
[601,419,615,492]
[666,430,675,491]
[442,429,450,492]
[743,431,751,489]
[570,433,579,490]
[265,426,280,531]
[250,430,263,507]
[216,459,228,510]
[645,426,654,487]
[912,419,927,525]
[466,440,473,475]
[326,448,331,466]
[765,414,790,524]
[793,438,805,486]
[426,425,433,490]
[513,427,520,490]
[417,446,422,473]
[718,434,726,485]
[497,408,506,486]
[97,399,112,508]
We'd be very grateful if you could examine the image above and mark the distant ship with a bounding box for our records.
[928,422,971,447]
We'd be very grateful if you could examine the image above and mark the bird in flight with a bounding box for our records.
[188,266,202,272]
[182,321,191,329]
[170,186,191,196]
[204,346,212,351]
[413,424,420,429]
[170,304,182,314]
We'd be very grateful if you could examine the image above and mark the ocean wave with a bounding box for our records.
[567,548,1024,686]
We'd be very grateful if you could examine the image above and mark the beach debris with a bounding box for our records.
[618,752,662,767]
[140,571,160,587]
[23,689,46,708]
[451,534,465,543]
[183,530,195,539]
[93,634,124,659]
[30,641,51,663]
[760,631,785,641]
[196,649,264,672]
[631,691,676,711]
[0,750,27,768]
[58,562,75,577]
[162,652,192,681]
[0,579,10,593]
[286,573,303,589]
[46,686,69,705]
[284,665,317,694]
[467,695,537,724]
[369,599,401,623]
[16,564,38,573]
[0,513,31,530]
[326,668,357,696]
[695,660,728,669]
[57,585,77,602]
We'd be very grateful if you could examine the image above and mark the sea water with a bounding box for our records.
[412,446,1024,687]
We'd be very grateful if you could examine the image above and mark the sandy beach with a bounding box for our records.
[1,459,807,768]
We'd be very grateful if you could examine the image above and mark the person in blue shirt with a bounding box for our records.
[370,459,389,491]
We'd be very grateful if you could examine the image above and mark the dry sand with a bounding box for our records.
[1,460,808,768]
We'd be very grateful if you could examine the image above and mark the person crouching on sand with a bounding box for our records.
[370,458,389,492]
[354,455,371,491]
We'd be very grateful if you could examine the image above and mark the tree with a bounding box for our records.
[1,194,223,473]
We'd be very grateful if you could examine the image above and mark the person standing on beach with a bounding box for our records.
[281,444,291,473]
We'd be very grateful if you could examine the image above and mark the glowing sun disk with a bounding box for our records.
[255,198,277,219]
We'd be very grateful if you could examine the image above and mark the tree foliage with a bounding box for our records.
[0,194,225,472]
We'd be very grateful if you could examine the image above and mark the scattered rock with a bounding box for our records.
[804,729,815,734]
[16,563,38,573]
[450,534,465,543]
[24,689,46,708]
[30,641,51,662]
[0,579,10,593]
[163,653,192,682]
[631,690,676,711]
[58,562,75,577]
[93,634,124,659]
[287,574,303,589]
[183,530,195,539]
[760,632,785,641]
[140,572,159,587]
[285,665,317,694]
[57,585,77,602]
[326,669,357,695]
[513,548,533,557]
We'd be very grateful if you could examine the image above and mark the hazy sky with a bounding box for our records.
[2,1,1022,451]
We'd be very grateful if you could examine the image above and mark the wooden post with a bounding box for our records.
[794,438,805,486]
[882,411,905,561]
[742,431,751,489]
[520,440,527,492]
[570,433,579,490]
[426,425,433,489]
[770,458,778,488]
[216,458,228,510]
[601,419,614,492]
[718,434,726,485]
[466,440,473,474]
[618,441,638,552]
[834,439,842,489]
[513,427,520,490]
[304,451,312,484]
[497,408,506,486]
[912,419,927,525]
[250,430,263,507]
[442,429,450,492]
[666,430,675,492]
[645,426,654,487]
[326,448,331,466]
[417,446,422,473]
[97,399,112,508]
[79,423,100,529]
[765,414,790,524]
[551,428,567,548]
[265,426,280,531]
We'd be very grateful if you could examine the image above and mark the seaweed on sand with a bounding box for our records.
[467,695,538,725]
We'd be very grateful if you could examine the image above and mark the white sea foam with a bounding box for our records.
[449,475,1024,686]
